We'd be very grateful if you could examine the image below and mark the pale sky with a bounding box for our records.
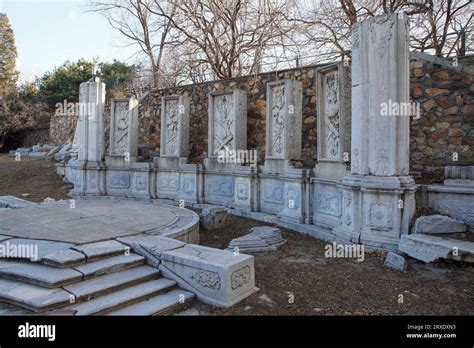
[0,0,138,83]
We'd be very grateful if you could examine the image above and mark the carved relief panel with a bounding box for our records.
[265,80,302,160]
[316,63,351,163]
[208,90,247,158]
[160,96,190,158]
[110,98,138,158]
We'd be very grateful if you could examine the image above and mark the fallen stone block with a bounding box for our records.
[54,143,72,162]
[160,244,256,308]
[0,196,36,209]
[399,234,474,263]
[8,148,30,157]
[46,145,61,158]
[412,215,467,234]
[226,226,286,253]
[384,251,407,271]
[117,235,186,267]
[200,206,228,230]
[28,152,47,158]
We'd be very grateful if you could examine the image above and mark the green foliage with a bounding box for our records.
[99,60,135,91]
[0,13,18,96]
[18,81,39,100]
[37,59,135,107]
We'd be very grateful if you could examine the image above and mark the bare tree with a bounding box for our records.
[148,0,298,79]
[410,0,473,57]
[293,0,471,61]
[89,0,177,87]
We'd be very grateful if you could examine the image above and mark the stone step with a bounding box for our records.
[63,265,160,302]
[108,289,195,316]
[43,249,86,268]
[399,234,474,263]
[73,254,144,280]
[68,278,177,315]
[0,278,72,312]
[72,240,130,262]
[173,307,200,316]
[0,261,82,288]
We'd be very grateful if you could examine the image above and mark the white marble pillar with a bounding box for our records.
[336,13,416,250]
[70,77,106,196]
[86,78,106,162]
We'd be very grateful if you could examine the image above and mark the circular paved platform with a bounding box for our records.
[0,199,199,244]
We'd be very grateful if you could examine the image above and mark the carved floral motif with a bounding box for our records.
[113,101,129,155]
[207,177,234,197]
[316,189,341,217]
[368,201,392,231]
[135,175,146,191]
[109,173,130,189]
[324,72,340,159]
[236,180,249,201]
[158,175,179,192]
[164,99,179,156]
[271,85,285,156]
[262,183,284,204]
[231,266,251,290]
[191,270,221,290]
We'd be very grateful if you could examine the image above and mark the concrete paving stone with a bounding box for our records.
[63,265,159,300]
[108,289,194,316]
[0,261,83,288]
[73,254,144,279]
[73,240,129,260]
[0,278,72,312]
[69,278,176,315]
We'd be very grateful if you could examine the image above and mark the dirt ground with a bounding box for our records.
[0,154,70,202]
[0,153,473,315]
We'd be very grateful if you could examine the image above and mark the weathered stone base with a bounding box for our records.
[160,244,256,308]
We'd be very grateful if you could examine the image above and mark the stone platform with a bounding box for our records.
[0,198,257,312]
[0,199,199,244]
